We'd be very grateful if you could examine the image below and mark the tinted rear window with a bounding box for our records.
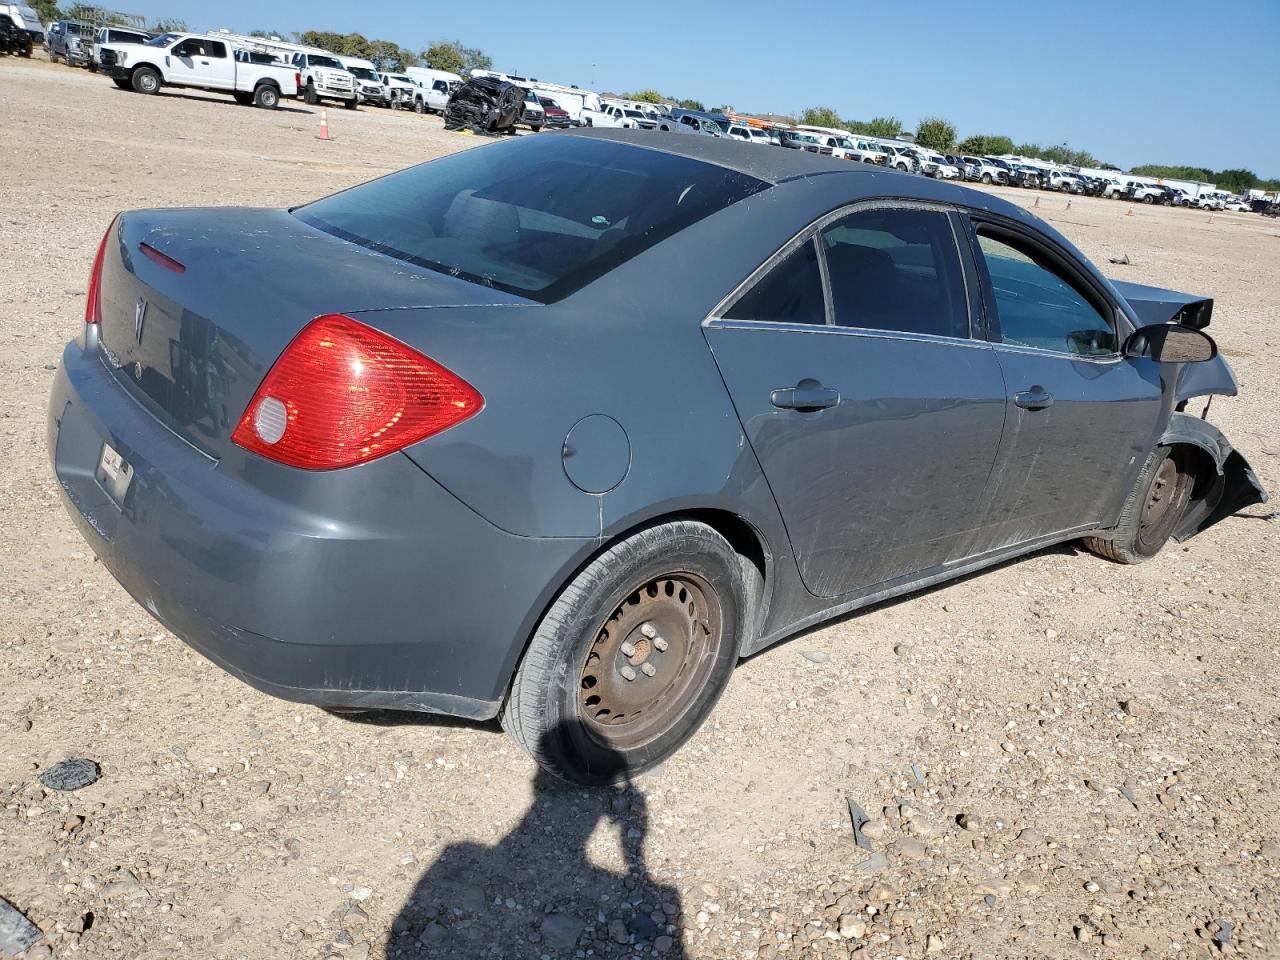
[296,136,768,303]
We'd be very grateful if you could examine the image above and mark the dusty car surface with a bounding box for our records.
[48,130,1267,784]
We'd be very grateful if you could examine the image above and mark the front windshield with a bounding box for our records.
[391,75,410,83]
[145,32,181,47]
[348,67,377,80]
[624,110,644,118]
[526,90,540,104]
[699,120,721,134]
[309,54,342,69]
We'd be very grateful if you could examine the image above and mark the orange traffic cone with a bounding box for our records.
[1126,207,1134,217]
[316,109,331,141]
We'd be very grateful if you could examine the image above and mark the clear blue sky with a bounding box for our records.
[136,0,1278,176]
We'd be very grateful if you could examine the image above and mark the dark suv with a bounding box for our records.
[0,14,33,55]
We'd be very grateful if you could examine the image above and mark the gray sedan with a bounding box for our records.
[48,130,1266,784]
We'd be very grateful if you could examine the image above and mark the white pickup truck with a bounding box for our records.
[377,71,419,109]
[290,51,357,109]
[98,32,299,108]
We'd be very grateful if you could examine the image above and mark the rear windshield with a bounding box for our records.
[296,135,768,303]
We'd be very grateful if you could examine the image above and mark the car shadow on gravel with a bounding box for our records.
[386,723,686,959]
[110,88,313,115]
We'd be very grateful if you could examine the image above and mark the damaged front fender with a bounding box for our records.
[1161,413,1269,541]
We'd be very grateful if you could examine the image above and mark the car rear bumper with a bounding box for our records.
[48,332,592,719]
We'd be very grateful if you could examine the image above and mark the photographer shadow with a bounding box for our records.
[387,724,686,959]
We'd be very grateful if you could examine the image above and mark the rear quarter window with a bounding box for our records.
[297,136,767,303]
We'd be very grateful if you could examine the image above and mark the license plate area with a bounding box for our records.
[96,441,134,508]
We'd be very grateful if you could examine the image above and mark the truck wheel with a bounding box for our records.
[501,520,747,785]
[530,124,542,133]
[112,78,130,90]
[304,83,317,105]
[1142,195,1154,204]
[253,84,279,109]
[131,66,160,94]
[414,98,425,114]
[343,97,357,110]
[1082,447,1195,564]
[981,173,992,184]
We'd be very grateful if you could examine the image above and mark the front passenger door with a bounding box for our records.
[965,220,1164,549]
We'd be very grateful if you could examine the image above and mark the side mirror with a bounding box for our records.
[1124,323,1217,363]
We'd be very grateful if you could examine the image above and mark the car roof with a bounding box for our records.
[555,129,1035,221]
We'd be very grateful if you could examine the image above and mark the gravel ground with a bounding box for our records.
[1,55,1278,960]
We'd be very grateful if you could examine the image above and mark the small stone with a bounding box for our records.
[38,758,101,792]
[867,881,897,902]
[894,836,928,860]
[1084,880,1100,893]
[1075,926,1093,943]
[800,650,831,664]
[23,945,53,960]
[348,887,372,902]
[654,934,674,953]
[1120,699,1145,717]
[957,813,982,833]
[855,852,888,873]
[983,895,996,908]
[926,933,944,953]
[838,914,866,939]
[609,918,629,944]
[540,914,583,951]
[1016,827,1041,844]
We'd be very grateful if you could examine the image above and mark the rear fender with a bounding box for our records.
[1160,413,1269,541]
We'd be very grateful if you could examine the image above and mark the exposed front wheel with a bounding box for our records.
[1082,447,1196,564]
[501,520,747,785]
[131,66,160,94]
[981,173,992,184]
[343,97,357,110]
[303,83,317,105]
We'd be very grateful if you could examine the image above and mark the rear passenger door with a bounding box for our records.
[704,203,1008,599]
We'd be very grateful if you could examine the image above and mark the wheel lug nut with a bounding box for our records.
[639,622,657,639]
[653,637,668,652]
[620,665,637,681]
[620,641,636,657]
[640,662,657,677]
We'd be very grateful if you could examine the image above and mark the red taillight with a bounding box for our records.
[139,241,186,274]
[85,215,119,325]
[231,314,483,470]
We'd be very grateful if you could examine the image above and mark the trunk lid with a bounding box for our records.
[96,208,530,460]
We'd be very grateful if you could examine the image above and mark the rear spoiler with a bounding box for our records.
[1111,279,1213,330]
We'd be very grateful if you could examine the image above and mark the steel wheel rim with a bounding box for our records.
[578,573,723,751]
[1137,457,1187,551]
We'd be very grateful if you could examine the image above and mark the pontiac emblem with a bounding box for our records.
[134,297,147,344]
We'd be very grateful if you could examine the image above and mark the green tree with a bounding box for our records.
[915,116,956,152]
[340,32,374,59]
[675,97,705,110]
[422,39,491,75]
[957,134,1013,156]
[798,105,843,129]
[33,0,61,25]
[298,30,345,52]
[248,29,287,39]
[864,116,902,138]
[148,17,188,32]
[623,89,665,104]
[367,39,413,71]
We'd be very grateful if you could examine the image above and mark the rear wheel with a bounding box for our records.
[253,84,279,109]
[502,520,746,785]
[1083,447,1195,564]
[131,66,159,94]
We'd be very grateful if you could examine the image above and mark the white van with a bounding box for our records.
[404,67,461,113]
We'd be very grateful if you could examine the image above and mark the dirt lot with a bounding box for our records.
[1,55,1278,960]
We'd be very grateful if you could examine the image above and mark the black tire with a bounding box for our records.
[131,66,160,95]
[304,83,317,105]
[1143,195,1155,204]
[342,97,357,110]
[1082,447,1195,564]
[232,90,253,105]
[253,84,279,109]
[414,98,425,114]
[501,520,747,785]
[112,77,131,89]
[530,124,542,132]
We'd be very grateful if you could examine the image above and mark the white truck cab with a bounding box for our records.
[404,67,462,113]
[338,56,384,106]
[291,51,357,109]
[97,32,298,108]
[377,72,419,109]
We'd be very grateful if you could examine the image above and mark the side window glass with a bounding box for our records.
[208,41,226,58]
[975,230,1117,356]
[724,240,825,326]
[820,208,969,338]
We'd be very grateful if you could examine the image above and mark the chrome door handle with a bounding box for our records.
[1014,387,1054,410]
